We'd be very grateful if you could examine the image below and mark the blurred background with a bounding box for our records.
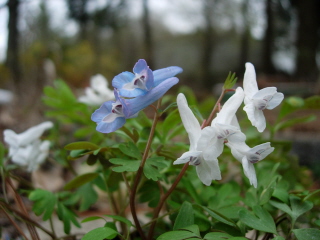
[0,0,319,175]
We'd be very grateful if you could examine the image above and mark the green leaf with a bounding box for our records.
[239,206,277,234]
[271,196,313,226]
[271,237,285,240]
[64,141,100,151]
[162,109,180,139]
[292,228,320,240]
[274,115,316,132]
[82,227,119,240]
[278,96,304,120]
[161,102,178,114]
[181,178,202,204]
[29,189,56,221]
[104,215,133,228]
[304,95,320,109]
[179,224,200,237]
[81,216,106,223]
[77,183,98,211]
[157,230,198,240]
[204,232,233,240]
[64,173,99,190]
[57,202,80,234]
[223,71,238,89]
[143,157,168,181]
[200,205,237,228]
[289,195,313,225]
[138,180,160,207]
[173,201,194,230]
[118,142,142,159]
[109,158,140,172]
[0,142,5,166]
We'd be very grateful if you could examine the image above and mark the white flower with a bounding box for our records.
[210,87,246,159]
[173,93,221,186]
[243,63,284,132]
[3,121,53,172]
[227,140,274,188]
[78,74,114,106]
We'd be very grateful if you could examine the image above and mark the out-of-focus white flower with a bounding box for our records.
[3,121,53,172]
[243,63,284,132]
[78,74,114,106]
[0,89,14,105]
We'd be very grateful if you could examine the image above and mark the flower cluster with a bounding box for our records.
[3,121,53,172]
[78,74,115,106]
[91,59,183,133]
[174,63,284,187]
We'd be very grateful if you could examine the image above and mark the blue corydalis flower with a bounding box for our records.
[92,77,179,133]
[112,59,182,98]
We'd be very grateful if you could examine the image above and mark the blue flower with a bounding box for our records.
[112,59,182,98]
[91,90,126,133]
[92,77,179,133]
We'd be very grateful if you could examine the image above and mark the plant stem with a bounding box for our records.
[0,200,56,239]
[129,99,162,240]
[6,177,41,240]
[147,162,189,239]
[0,204,29,240]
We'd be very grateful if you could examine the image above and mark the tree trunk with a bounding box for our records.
[295,0,319,82]
[238,0,250,74]
[201,0,215,90]
[142,0,154,68]
[6,0,22,93]
[262,0,276,74]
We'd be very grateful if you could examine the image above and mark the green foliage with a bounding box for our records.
[223,72,238,90]
[82,227,119,240]
[292,228,320,240]
[29,189,56,221]
[239,206,277,234]
[173,201,194,230]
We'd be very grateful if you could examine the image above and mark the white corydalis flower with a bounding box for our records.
[227,140,274,188]
[79,74,114,106]
[243,63,284,132]
[173,93,221,186]
[210,87,246,159]
[3,121,53,172]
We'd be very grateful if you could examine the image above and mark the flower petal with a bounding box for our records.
[96,117,126,133]
[153,66,183,86]
[122,77,179,118]
[15,122,53,146]
[267,92,284,110]
[212,87,244,125]
[242,156,257,188]
[174,151,202,165]
[91,101,113,123]
[254,109,266,132]
[196,158,221,185]
[246,142,274,162]
[177,93,202,151]
[243,62,258,99]
[252,87,277,100]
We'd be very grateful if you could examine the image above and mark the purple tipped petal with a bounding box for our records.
[153,66,183,86]
[133,59,148,73]
[121,77,179,118]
